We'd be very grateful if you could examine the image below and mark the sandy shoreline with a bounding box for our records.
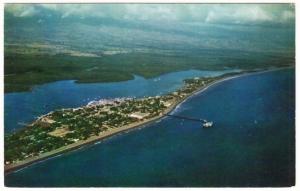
[4,67,290,174]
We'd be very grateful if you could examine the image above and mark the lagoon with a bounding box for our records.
[4,69,237,133]
[5,68,295,187]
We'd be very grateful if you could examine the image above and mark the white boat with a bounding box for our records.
[203,121,213,128]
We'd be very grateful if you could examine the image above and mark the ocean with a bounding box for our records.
[4,69,238,133]
[5,68,295,187]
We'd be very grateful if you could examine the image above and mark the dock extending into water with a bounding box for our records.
[165,114,213,127]
[165,114,207,122]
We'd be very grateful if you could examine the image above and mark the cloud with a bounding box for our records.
[5,4,39,17]
[281,10,295,21]
[5,4,295,26]
[204,5,274,24]
[122,5,179,21]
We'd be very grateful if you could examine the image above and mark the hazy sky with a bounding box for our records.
[5,4,295,26]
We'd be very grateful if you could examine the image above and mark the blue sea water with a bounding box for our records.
[4,69,237,133]
[5,68,295,187]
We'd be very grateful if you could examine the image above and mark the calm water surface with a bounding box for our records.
[5,70,236,133]
[5,68,294,187]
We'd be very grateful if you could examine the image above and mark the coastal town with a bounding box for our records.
[4,72,242,169]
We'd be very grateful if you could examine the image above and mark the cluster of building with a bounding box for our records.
[5,75,220,164]
[87,97,133,107]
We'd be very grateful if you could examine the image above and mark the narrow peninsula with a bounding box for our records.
[4,70,256,173]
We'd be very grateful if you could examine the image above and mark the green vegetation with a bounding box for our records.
[5,95,168,164]
[5,73,233,164]
[4,123,72,163]
[4,50,294,93]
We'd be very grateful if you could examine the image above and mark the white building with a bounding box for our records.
[129,112,149,120]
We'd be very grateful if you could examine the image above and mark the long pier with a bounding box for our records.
[165,114,207,123]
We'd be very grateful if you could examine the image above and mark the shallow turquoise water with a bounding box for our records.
[5,68,295,187]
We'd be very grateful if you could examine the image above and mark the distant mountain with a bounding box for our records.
[4,8,295,58]
[4,5,295,93]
